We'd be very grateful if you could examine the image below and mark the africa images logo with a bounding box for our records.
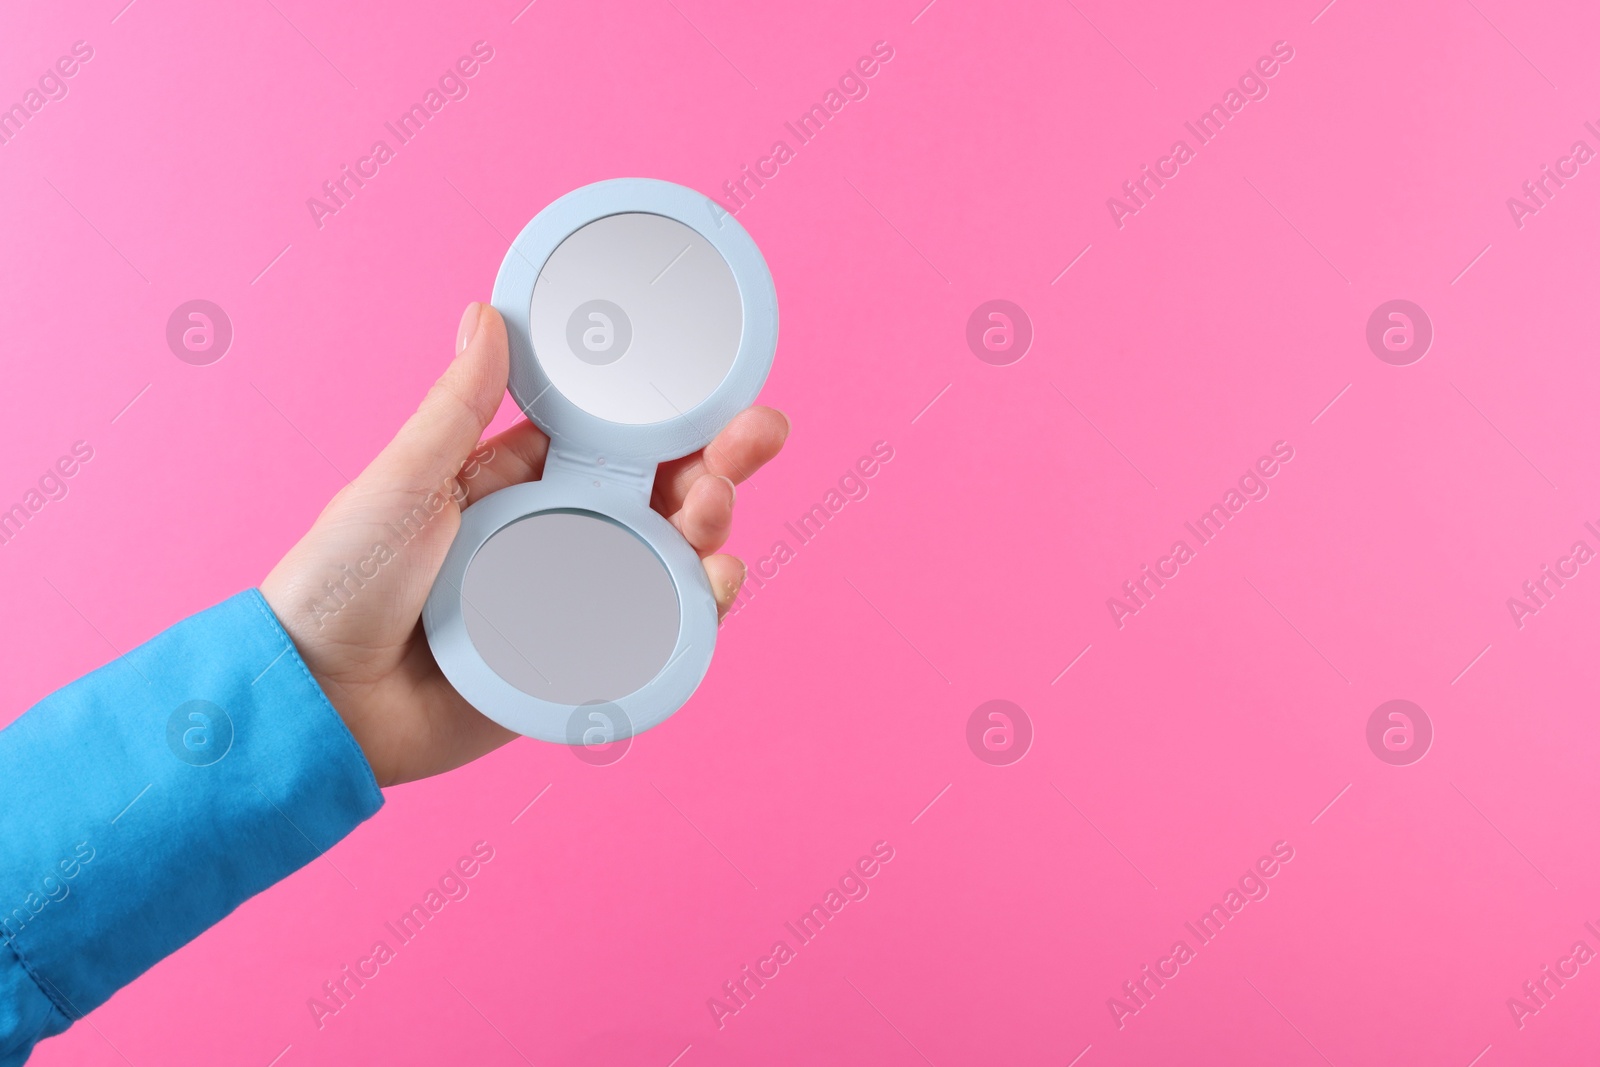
[305,42,496,230]
[711,41,896,217]
[706,842,896,1030]
[1105,442,1296,628]
[1105,40,1296,229]
[566,299,632,365]
[1107,841,1296,1029]
[165,700,233,767]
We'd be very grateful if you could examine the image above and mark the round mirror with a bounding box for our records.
[459,510,681,704]
[527,212,744,426]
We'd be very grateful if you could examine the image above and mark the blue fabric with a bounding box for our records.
[0,589,384,1065]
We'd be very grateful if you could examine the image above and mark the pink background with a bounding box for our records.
[4,0,1600,1062]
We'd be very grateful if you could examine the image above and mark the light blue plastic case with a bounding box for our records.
[423,179,778,743]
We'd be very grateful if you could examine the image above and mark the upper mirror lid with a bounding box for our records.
[493,179,778,464]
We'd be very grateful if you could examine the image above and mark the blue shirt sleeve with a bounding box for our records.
[0,589,384,1065]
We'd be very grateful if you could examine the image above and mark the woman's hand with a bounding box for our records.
[260,303,788,787]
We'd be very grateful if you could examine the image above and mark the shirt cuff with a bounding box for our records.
[0,588,383,1029]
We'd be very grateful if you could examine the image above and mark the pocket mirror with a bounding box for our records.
[423,179,778,743]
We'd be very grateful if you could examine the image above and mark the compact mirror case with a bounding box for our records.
[423,179,778,743]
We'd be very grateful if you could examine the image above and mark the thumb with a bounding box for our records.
[365,302,509,496]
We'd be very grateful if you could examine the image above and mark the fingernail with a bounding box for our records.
[456,302,482,354]
[732,560,748,594]
[717,474,737,504]
[776,409,792,440]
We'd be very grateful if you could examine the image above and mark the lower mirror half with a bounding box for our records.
[460,509,680,705]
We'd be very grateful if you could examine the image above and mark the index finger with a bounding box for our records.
[651,406,789,517]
